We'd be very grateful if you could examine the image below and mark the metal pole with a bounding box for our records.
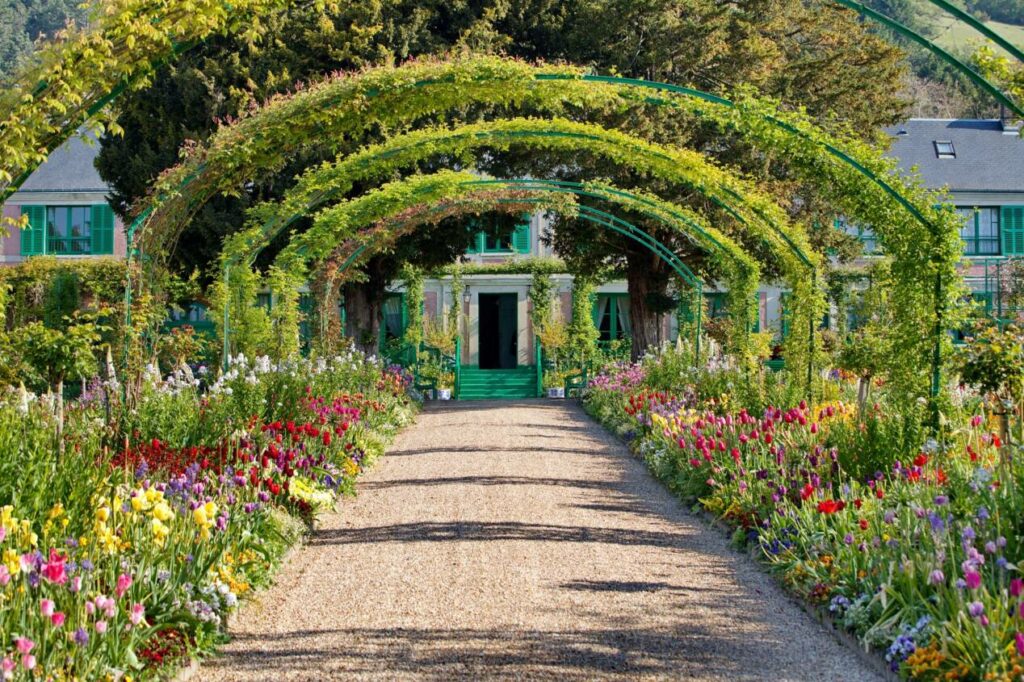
[931,271,943,427]
[222,263,231,374]
[695,283,702,366]
[808,270,817,404]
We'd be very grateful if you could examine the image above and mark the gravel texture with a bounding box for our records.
[201,400,884,681]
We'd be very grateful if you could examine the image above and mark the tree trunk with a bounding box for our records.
[343,281,383,356]
[626,249,669,362]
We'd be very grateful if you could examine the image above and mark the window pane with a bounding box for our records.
[956,209,974,240]
[978,209,998,237]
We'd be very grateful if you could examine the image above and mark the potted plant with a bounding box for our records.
[543,369,566,398]
[436,371,454,400]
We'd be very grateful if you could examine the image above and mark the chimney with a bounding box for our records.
[1001,105,1022,135]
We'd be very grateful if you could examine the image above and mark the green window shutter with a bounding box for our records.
[512,217,531,254]
[90,204,115,255]
[20,206,46,256]
[1002,207,1024,255]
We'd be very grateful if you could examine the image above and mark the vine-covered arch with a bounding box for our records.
[1,0,1018,206]
[116,55,963,402]
[222,172,762,361]
[314,193,711,359]
[220,117,818,365]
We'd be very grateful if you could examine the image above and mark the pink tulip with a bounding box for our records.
[51,612,66,628]
[69,576,82,593]
[965,570,982,590]
[39,599,54,618]
[13,638,33,655]
[95,621,108,634]
[0,566,9,587]
[130,603,145,626]
[20,655,34,671]
[0,527,5,543]
[115,573,132,598]
[85,601,95,616]
[1,658,13,681]
[42,549,67,585]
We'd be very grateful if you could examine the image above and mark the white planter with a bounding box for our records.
[437,389,452,401]
[547,387,565,399]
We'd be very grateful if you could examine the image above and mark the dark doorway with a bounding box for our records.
[478,294,518,369]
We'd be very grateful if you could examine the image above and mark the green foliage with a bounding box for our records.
[566,275,600,366]
[958,323,1024,404]
[401,264,424,350]
[209,265,273,364]
[0,0,291,201]
[10,318,101,392]
[43,268,80,329]
[159,324,207,370]
[266,266,302,361]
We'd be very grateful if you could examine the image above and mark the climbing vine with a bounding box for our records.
[0,0,296,200]
[267,176,766,358]
[121,54,958,401]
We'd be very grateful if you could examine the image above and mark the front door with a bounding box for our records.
[478,294,518,369]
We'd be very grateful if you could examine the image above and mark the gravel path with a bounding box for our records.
[201,400,884,681]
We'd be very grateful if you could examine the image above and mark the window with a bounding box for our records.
[46,207,92,255]
[483,232,513,253]
[957,207,1001,256]
[20,204,114,257]
[467,215,531,255]
[593,294,631,342]
[705,292,728,319]
[934,141,956,159]
[835,217,878,255]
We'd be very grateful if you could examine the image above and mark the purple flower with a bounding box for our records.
[73,628,89,646]
[844,533,855,545]
[929,570,945,586]
[934,495,948,506]
[968,601,985,619]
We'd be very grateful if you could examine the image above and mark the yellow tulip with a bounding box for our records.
[3,548,19,575]
[153,502,173,522]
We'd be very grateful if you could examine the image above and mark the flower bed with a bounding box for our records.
[584,348,1024,680]
[0,352,416,680]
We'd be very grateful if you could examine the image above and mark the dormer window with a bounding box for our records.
[934,141,956,159]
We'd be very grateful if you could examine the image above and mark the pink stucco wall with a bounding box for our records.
[0,202,128,265]
[2,205,19,260]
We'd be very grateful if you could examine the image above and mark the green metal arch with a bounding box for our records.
[230,121,806,275]
[4,0,1020,209]
[329,197,707,361]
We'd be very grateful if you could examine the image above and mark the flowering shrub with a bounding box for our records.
[0,352,415,679]
[584,352,1024,680]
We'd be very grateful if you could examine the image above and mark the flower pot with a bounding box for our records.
[437,388,452,401]
[547,387,565,399]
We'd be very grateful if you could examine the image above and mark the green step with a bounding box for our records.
[456,368,538,400]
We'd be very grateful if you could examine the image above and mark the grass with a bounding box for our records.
[931,15,1024,58]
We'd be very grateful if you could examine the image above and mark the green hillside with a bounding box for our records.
[933,15,1024,57]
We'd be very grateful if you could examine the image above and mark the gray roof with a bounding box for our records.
[18,132,108,194]
[886,119,1024,194]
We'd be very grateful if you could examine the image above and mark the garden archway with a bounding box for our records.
[112,55,963,403]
